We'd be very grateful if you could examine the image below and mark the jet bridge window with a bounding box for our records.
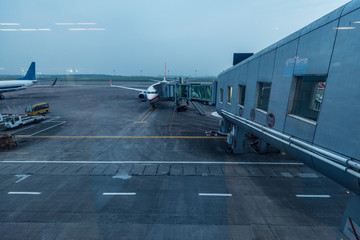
[256,82,271,112]
[288,76,327,121]
[237,84,246,106]
[219,88,223,104]
[190,85,212,102]
[179,86,188,98]
[227,86,232,104]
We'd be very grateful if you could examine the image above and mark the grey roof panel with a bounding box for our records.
[277,30,301,47]
[300,23,313,36]
[310,5,346,31]
[256,43,277,56]
[341,0,360,16]
[219,1,354,78]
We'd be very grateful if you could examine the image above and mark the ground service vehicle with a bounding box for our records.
[25,103,50,116]
[0,134,17,149]
[0,114,11,127]
[0,114,11,123]
[4,114,45,129]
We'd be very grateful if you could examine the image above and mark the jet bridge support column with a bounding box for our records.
[226,123,245,154]
[233,125,246,154]
[219,119,230,135]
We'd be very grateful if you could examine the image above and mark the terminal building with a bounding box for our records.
[216,0,360,235]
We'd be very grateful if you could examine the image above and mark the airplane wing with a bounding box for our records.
[34,78,58,87]
[110,79,146,92]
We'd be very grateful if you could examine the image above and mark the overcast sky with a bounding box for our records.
[0,0,350,76]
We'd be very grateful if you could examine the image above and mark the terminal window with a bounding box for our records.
[219,88,223,103]
[237,84,246,106]
[288,76,327,121]
[256,82,271,112]
[227,86,232,104]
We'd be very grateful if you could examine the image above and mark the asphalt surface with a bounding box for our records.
[0,80,350,239]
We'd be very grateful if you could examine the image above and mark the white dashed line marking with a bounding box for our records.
[103,192,136,196]
[296,195,331,198]
[199,193,232,197]
[8,192,41,195]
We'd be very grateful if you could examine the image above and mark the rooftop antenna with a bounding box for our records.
[163,63,167,81]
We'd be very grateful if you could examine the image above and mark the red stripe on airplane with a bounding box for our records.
[149,95,159,102]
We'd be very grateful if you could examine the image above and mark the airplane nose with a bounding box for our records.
[147,93,159,102]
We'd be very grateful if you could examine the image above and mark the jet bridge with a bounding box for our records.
[159,79,217,113]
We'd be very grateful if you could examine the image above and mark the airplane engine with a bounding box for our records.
[138,91,147,101]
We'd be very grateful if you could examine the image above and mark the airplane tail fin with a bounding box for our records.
[163,63,167,82]
[51,78,58,86]
[17,62,36,80]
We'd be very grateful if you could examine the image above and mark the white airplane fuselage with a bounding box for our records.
[146,84,159,103]
[0,62,38,98]
[0,80,37,93]
[110,64,167,105]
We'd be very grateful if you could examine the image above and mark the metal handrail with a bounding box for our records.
[221,110,360,178]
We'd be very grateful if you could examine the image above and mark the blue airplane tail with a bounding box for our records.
[17,62,35,80]
[52,78,58,86]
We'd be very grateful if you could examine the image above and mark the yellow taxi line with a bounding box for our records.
[140,108,154,122]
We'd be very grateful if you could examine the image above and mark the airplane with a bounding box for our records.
[110,64,169,107]
[110,64,215,113]
[0,62,57,99]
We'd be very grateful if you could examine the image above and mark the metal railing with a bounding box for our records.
[221,110,360,179]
